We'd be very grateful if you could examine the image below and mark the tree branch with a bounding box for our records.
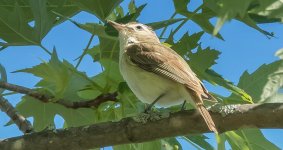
[0,103,282,150]
[0,81,118,109]
[0,96,33,134]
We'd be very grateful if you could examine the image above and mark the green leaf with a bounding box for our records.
[216,134,226,150]
[0,3,38,46]
[15,50,101,100]
[227,60,283,103]
[225,131,250,150]
[72,3,147,39]
[204,69,253,103]
[96,37,120,62]
[128,0,136,14]
[170,32,204,56]
[71,0,123,21]
[114,140,162,150]
[186,46,251,103]
[188,46,220,71]
[146,18,185,30]
[248,14,281,24]
[91,59,123,93]
[184,134,213,150]
[204,0,275,37]
[173,0,190,13]
[117,82,144,117]
[71,21,117,40]
[248,0,283,21]
[29,0,56,41]
[86,45,101,61]
[191,13,224,40]
[225,129,280,150]
[237,15,274,37]
[105,4,147,37]
[0,0,56,46]
[16,96,97,131]
[116,4,147,24]
[213,0,251,35]
[167,32,252,103]
[163,138,183,150]
[173,1,224,40]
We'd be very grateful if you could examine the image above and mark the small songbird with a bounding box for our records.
[108,20,218,133]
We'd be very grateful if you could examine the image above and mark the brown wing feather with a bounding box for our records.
[126,42,205,96]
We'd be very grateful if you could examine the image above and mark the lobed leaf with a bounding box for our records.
[227,60,283,103]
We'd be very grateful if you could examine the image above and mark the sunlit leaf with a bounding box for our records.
[225,129,280,150]
[212,0,251,35]
[227,60,283,103]
[15,50,101,100]
[216,134,226,150]
[184,134,213,150]
[114,140,162,150]
[15,96,97,131]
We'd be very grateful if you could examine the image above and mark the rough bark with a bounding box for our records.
[0,103,283,150]
[0,97,33,133]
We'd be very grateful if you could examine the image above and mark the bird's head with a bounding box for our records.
[107,20,160,43]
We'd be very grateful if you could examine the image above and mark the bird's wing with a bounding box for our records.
[125,42,206,96]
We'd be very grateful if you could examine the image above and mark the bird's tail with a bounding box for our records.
[195,103,218,133]
[186,88,218,133]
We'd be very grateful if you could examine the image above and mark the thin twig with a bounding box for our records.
[39,44,52,55]
[169,4,203,38]
[0,81,118,109]
[171,19,188,36]
[0,96,33,134]
[75,34,95,68]
[159,12,177,38]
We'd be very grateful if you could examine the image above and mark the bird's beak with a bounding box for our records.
[107,20,125,31]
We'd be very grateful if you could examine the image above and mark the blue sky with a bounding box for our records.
[1,0,283,149]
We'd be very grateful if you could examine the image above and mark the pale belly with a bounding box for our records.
[119,55,186,107]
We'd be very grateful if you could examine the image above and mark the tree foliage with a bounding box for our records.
[0,0,283,149]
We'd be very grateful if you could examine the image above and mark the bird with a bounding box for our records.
[107,20,218,133]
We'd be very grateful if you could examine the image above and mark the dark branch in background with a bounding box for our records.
[0,103,283,150]
[0,81,118,109]
[0,96,33,134]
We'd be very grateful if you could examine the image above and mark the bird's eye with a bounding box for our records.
[136,25,143,30]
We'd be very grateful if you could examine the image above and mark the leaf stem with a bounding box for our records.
[75,34,95,68]
[171,19,188,36]
[39,44,52,55]
[159,12,177,38]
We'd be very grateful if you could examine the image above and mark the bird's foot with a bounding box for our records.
[180,100,186,111]
[133,110,169,124]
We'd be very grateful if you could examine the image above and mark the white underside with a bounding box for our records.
[119,54,193,107]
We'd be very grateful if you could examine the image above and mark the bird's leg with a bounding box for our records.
[134,93,169,123]
[144,93,165,113]
[180,100,186,111]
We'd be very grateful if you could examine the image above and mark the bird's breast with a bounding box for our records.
[119,53,185,107]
